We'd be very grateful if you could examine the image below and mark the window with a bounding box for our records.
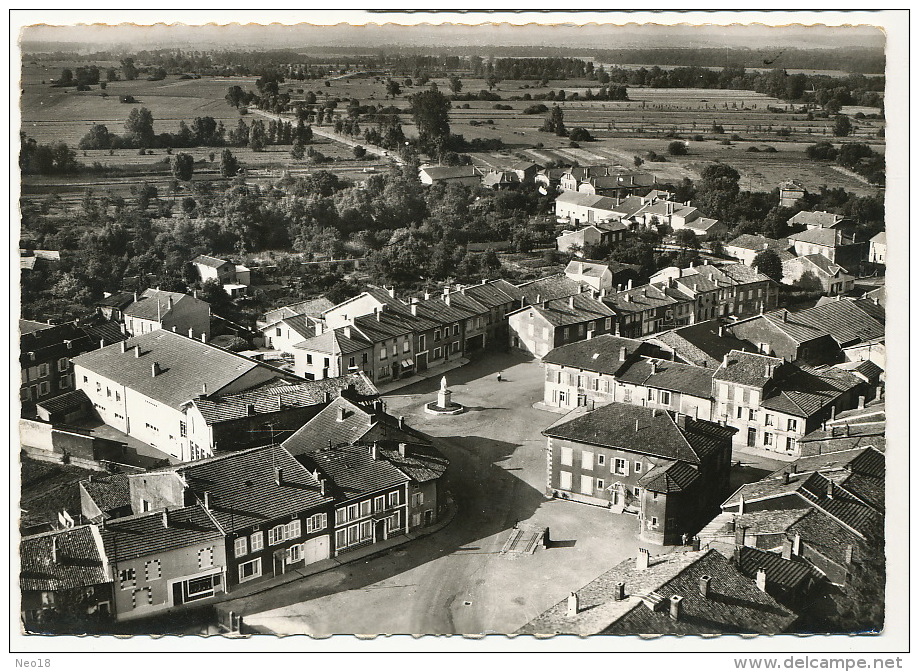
[391,343,397,357]
[560,446,573,466]
[349,357,356,369]
[634,461,643,473]
[374,495,385,512]
[285,519,301,540]
[613,458,628,476]
[576,375,584,388]
[268,525,286,546]
[786,437,797,452]
[335,529,348,550]
[59,375,70,389]
[764,432,773,446]
[604,318,612,330]
[597,454,605,466]
[650,517,659,528]
[238,558,262,583]
[787,418,798,432]
[411,492,424,507]
[765,414,774,427]
[180,421,187,438]
[324,357,330,368]
[659,390,671,405]
[185,575,218,601]
[287,544,304,564]
[198,547,214,569]
[580,475,593,495]
[581,451,594,470]
[737,406,744,419]
[348,504,359,521]
[306,513,327,533]
[634,487,641,497]
[38,382,50,397]
[623,389,632,403]
[276,327,282,337]
[434,329,441,342]
[453,324,459,336]
[388,491,400,507]
[20,387,30,401]
[596,479,605,491]
[380,348,387,360]
[433,348,441,359]
[144,560,161,581]
[83,375,88,383]
[362,353,368,365]
[379,367,389,378]
[748,409,757,421]
[559,471,572,490]
[562,327,569,340]
[38,363,50,378]
[360,520,373,540]
[306,354,313,365]
[234,537,248,558]
[360,500,372,517]
[419,334,426,350]
[57,357,68,372]
[119,568,137,590]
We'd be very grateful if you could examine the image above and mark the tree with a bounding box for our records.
[352,145,367,158]
[569,127,594,142]
[752,249,784,282]
[674,229,699,250]
[408,86,452,154]
[833,114,853,138]
[120,58,138,81]
[668,140,688,156]
[78,124,114,150]
[485,73,499,91]
[805,141,838,161]
[124,107,155,147]
[170,153,194,181]
[385,79,401,99]
[695,163,741,221]
[225,85,245,108]
[220,148,240,178]
[290,142,305,160]
[448,76,463,95]
[541,105,566,136]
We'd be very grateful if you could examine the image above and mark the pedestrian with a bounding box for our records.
[496,372,502,382]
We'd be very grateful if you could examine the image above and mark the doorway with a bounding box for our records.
[747,428,757,447]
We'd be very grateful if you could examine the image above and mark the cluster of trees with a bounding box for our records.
[805,141,885,186]
[20,135,79,175]
[490,57,593,82]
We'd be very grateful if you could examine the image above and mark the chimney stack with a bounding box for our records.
[738,495,745,515]
[316,322,324,336]
[162,509,169,528]
[134,345,142,358]
[189,327,194,338]
[826,480,835,499]
[371,441,380,460]
[444,293,451,306]
[669,595,683,621]
[398,442,408,457]
[246,403,256,416]
[201,383,208,396]
[151,361,161,377]
[793,532,801,556]
[650,360,658,375]
[858,395,866,409]
[201,333,207,343]
[566,592,580,617]
[274,466,283,486]
[338,407,347,421]
[845,545,854,565]
[699,575,712,598]
[756,568,768,593]
[627,279,633,290]
[411,304,418,316]
[614,582,625,601]
[781,537,793,560]
[718,325,724,337]
[735,525,747,547]
[619,346,628,361]
[636,548,650,571]
[320,479,327,497]
[722,353,729,368]
[51,537,58,563]
[399,416,405,429]
[782,310,788,323]
[388,286,395,298]
[203,491,210,510]
[568,295,574,309]
[120,340,128,353]
[783,472,790,485]
[134,291,138,302]
[167,296,174,310]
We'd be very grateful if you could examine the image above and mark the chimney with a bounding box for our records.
[274,466,283,486]
[627,279,633,290]
[388,286,395,298]
[343,325,351,339]
[246,403,256,416]
[151,361,161,377]
[783,472,790,485]
[51,537,58,563]
[371,441,380,460]
[202,491,210,510]
[826,480,835,499]
[172,326,177,332]
[201,383,208,396]
[635,418,640,432]
[699,575,712,598]
[650,360,658,375]
[566,592,579,617]
[134,344,142,358]
[443,285,450,297]
[727,518,736,533]
[316,322,324,336]
[636,548,650,571]
[319,479,327,497]
[781,537,793,560]
[411,304,418,316]
[189,327,194,338]
[536,294,541,304]
[858,395,865,409]
[167,296,174,310]
[691,536,701,551]
[718,325,724,337]
[755,568,767,593]
[99,339,106,350]
[201,333,207,343]
[444,294,451,306]
[735,525,747,547]
[845,545,854,565]
[133,291,138,302]
[398,442,408,457]
[614,582,625,601]
[162,509,169,528]
[782,310,788,323]
[120,340,128,353]
[338,407,347,421]
[738,495,745,515]
[676,413,688,429]
[619,346,628,361]
[424,291,431,300]
[793,532,801,556]
[722,353,729,368]
[669,595,683,621]
[568,295,574,309]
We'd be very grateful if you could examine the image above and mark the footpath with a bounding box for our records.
[375,357,470,396]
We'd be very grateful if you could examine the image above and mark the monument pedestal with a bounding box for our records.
[425,376,466,415]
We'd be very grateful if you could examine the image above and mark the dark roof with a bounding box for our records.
[788,210,846,228]
[796,254,847,277]
[458,280,518,310]
[379,442,449,484]
[510,291,616,329]
[615,357,715,398]
[543,403,735,464]
[100,504,223,562]
[79,473,132,518]
[35,389,90,416]
[761,366,863,417]
[72,330,291,410]
[19,319,55,335]
[20,526,110,592]
[542,334,648,374]
[123,289,207,321]
[653,320,750,368]
[94,292,136,310]
[772,446,885,482]
[787,227,851,247]
[516,274,583,304]
[788,301,884,347]
[261,297,337,325]
[300,444,409,501]
[638,460,700,493]
[604,282,687,313]
[169,445,333,532]
[193,372,378,425]
[714,350,784,388]
[20,321,95,367]
[785,509,873,569]
[81,320,130,346]
[735,547,818,591]
[518,549,796,635]
[193,254,233,268]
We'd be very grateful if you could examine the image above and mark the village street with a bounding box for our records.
[230,351,657,635]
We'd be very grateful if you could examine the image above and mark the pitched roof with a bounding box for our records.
[760,365,863,417]
[725,234,791,253]
[265,314,316,340]
[541,334,648,374]
[261,297,337,325]
[457,280,518,310]
[787,227,850,247]
[20,319,55,335]
[789,254,848,278]
[615,357,715,398]
[785,508,875,569]
[420,165,481,180]
[651,319,750,369]
[79,473,132,518]
[20,526,110,592]
[283,397,412,457]
[518,549,796,635]
[167,445,333,532]
[300,444,409,500]
[714,349,784,387]
[35,389,90,416]
[71,330,288,410]
[123,289,207,321]
[100,504,224,562]
[870,231,886,245]
[193,254,232,268]
[516,274,583,304]
[293,328,371,355]
[95,292,136,310]
[378,442,449,484]
[565,260,611,278]
[510,291,616,329]
[637,460,700,493]
[735,547,818,591]
[788,210,846,228]
[603,282,688,313]
[543,403,735,464]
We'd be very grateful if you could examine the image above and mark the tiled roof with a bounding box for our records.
[411,295,478,325]
[420,165,481,180]
[123,289,206,321]
[512,292,616,329]
[565,260,611,278]
[379,442,449,484]
[71,330,288,410]
[294,328,371,355]
[95,292,136,310]
[352,311,414,341]
[698,509,811,542]
[725,234,791,253]
[870,231,886,244]
[261,297,336,325]
[770,447,885,482]
[168,445,333,533]
[795,254,846,277]
[482,171,519,186]
[651,320,750,369]
[300,444,409,500]
[20,526,110,592]
[271,315,316,340]
[638,460,700,493]
[787,227,849,247]
[80,473,132,517]
[785,509,874,569]
[516,274,583,304]
[82,320,130,346]
[788,210,846,228]
[100,504,224,562]
[20,319,55,335]
[193,254,232,268]
[192,372,378,424]
[544,403,735,464]
[20,321,95,366]
[603,283,687,313]
[741,312,830,345]
[615,357,715,398]
[555,191,613,209]
[541,334,649,375]
[761,365,863,417]
[518,549,796,635]
[850,298,885,325]
[458,280,517,310]
[687,217,721,232]
[714,349,783,387]
[35,389,90,415]
[735,546,818,590]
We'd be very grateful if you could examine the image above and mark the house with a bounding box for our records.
[123,289,211,341]
[540,334,656,409]
[733,545,822,610]
[564,260,614,291]
[260,314,318,353]
[71,329,302,462]
[556,221,628,256]
[282,396,449,538]
[723,234,794,266]
[20,525,113,632]
[100,504,227,621]
[787,210,853,233]
[554,192,626,225]
[418,165,482,187]
[481,170,520,189]
[516,274,584,305]
[509,160,541,183]
[403,294,471,374]
[258,297,336,329]
[647,319,752,369]
[868,231,886,264]
[610,356,717,421]
[782,254,855,295]
[291,323,375,382]
[779,180,807,208]
[713,350,868,456]
[507,291,618,357]
[601,282,696,338]
[560,166,654,196]
[517,548,796,635]
[453,278,524,352]
[635,200,724,237]
[796,396,886,456]
[727,310,843,365]
[95,292,137,322]
[534,168,567,192]
[80,473,133,522]
[650,263,779,323]
[193,255,239,285]
[126,445,335,591]
[543,403,735,544]
[786,227,865,269]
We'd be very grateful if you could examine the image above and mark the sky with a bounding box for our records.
[18,11,886,52]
